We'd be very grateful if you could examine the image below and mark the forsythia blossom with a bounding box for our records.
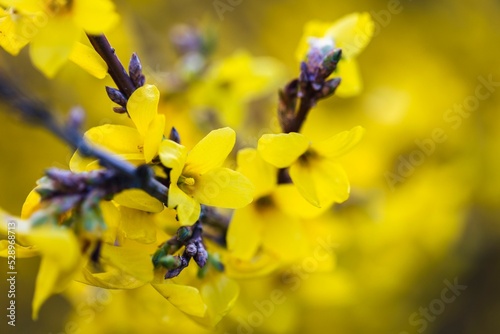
[258,126,365,208]
[70,84,166,213]
[0,0,118,77]
[70,84,165,168]
[159,127,254,225]
[227,148,306,262]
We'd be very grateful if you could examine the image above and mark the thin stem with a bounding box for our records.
[285,92,313,133]
[87,34,136,99]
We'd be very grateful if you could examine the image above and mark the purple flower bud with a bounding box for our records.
[319,77,342,99]
[194,244,208,268]
[185,243,197,257]
[67,107,85,131]
[129,53,146,88]
[113,106,128,114]
[105,86,127,107]
[169,127,181,144]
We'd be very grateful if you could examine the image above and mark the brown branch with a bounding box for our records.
[87,34,137,99]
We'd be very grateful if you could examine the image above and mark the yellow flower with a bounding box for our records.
[258,126,365,208]
[72,84,165,168]
[295,12,374,97]
[152,265,240,328]
[28,226,84,319]
[227,148,306,263]
[159,127,254,225]
[0,0,118,77]
[1,185,167,318]
[62,283,212,334]
[188,50,285,128]
[75,243,155,290]
[0,6,34,54]
[0,211,84,319]
[70,84,166,212]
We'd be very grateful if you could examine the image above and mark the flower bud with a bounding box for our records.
[185,243,197,257]
[177,226,192,242]
[105,86,127,107]
[159,255,182,269]
[194,244,208,268]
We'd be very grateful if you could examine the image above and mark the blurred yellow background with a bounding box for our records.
[1,0,500,333]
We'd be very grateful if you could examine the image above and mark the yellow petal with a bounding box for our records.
[113,189,164,213]
[189,51,285,128]
[325,12,374,59]
[152,282,207,318]
[159,140,188,183]
[313,126,365,158]
[144,114,165,163]
[72,0,119,34]
[335,57,363,97]
[289,162,320,207]
[273,184,327,219]
[193,168,254,208]
[199,275,240,327]
[29,227,82,319]
[75,266,149,289]
[236,148,276,198]
[227,206,262,260]
[70,125,144,172]
[100,243,154,283]
[312,159,350,205]
[0,209,32,248]
[0,240,38,257]
[100,201,120,244]
[84,124,144,153]
[261,213,305,261]
[0,9,32,55]
[21,189,41,219]
[68,41,108,79]
[118,207,157,244]
[168,185,200,226]
[29,17,80,78]
[70,153,145,172]
[69,151,101,172]
[0,0,42,13]
[127,84,160,137]
[0,213,31,246]
[258,133,310,168]
[185,127,235,175]
[225,252,279,279]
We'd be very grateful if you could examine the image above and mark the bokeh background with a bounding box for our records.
[1,0,500,333]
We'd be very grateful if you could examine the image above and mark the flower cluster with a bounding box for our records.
[0,5,373,329]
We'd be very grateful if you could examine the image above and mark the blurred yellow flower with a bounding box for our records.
[28,226,84,319]
[0,0,118,77]
[258,126,364,208]
[227,148,305,262]
[0,6,34,54]
[152,267,239,328]
[0,212,84,319]
[296,12,374,97]
[159,127,253,225]
[188,50,285,128]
